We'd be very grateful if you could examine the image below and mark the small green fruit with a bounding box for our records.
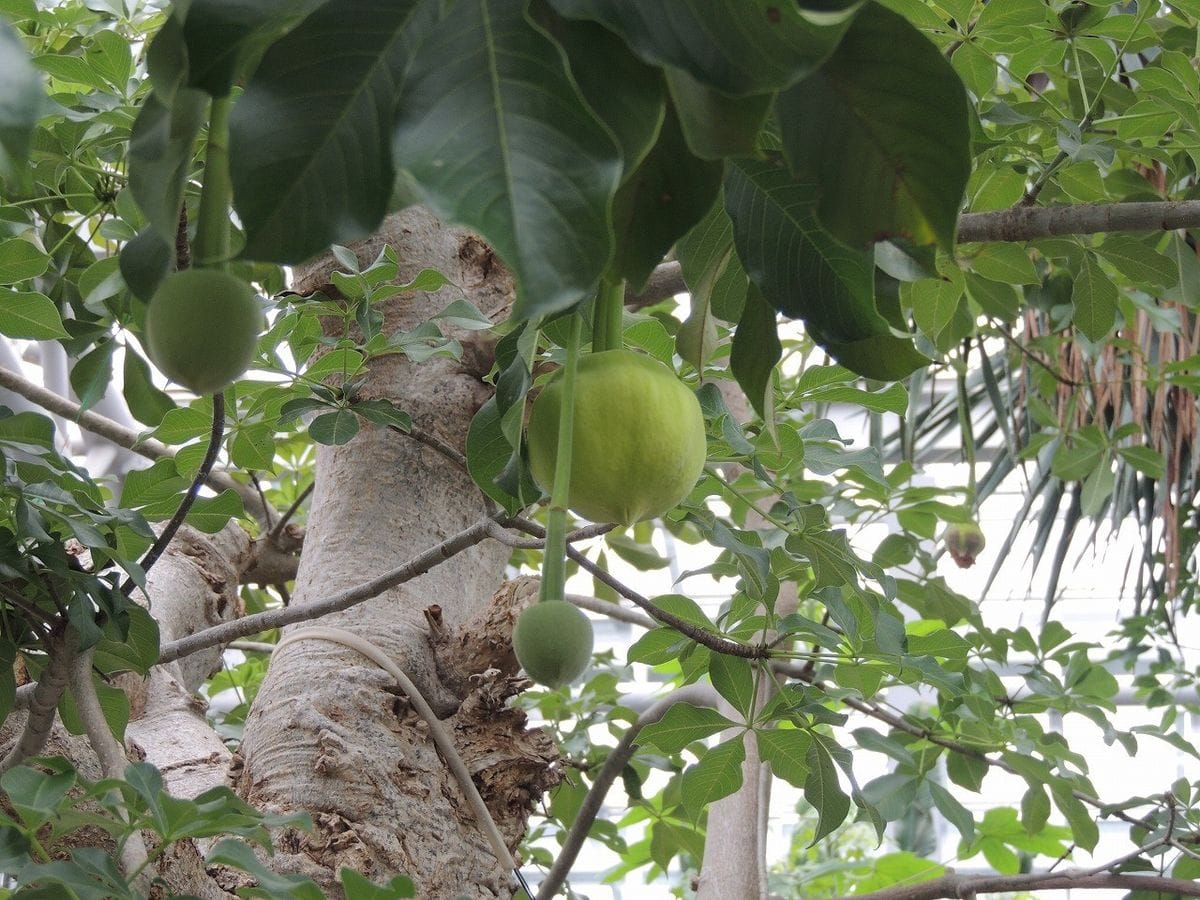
[145,269,262,395]
[526,349,706,525]
[944,522,986,568]
[513,601,594,687]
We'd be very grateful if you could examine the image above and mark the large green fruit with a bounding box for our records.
[527,349,706,525]
[513,601,594,687]
[145,269,262,395]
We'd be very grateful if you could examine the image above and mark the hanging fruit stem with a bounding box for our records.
[193,96,233,271]
[591,277,625,353]
[538,313,583,603]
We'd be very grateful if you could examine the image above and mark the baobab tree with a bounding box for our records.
[0,1,1198,898]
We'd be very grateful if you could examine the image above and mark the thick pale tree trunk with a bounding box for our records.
[0,209,558,898]
[234,208,556,897]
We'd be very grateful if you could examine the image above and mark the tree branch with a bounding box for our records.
[536,683,720,900]
[0,366,272,526]
[626,260,684,308]
[67,645,151,887]
[156,515,502,665]
[121,393,225,594]
[957,199,1200,243]
[506,516,771,660]
[628,200,1200,306]
[267,481,313,547]
[0,631,75,773]
[845,871,1200,900]
[566,593,655,629]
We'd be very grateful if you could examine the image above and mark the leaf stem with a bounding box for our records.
[193,96,233,269]
[956,345,976,498]
[539,314,583,603]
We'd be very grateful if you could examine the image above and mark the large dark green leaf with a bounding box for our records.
[529,0,665,173]
[778,2,970,251]
[609,105,722,289]
[128,89,207,243]
[231,0,430,265]
[0,18,45,182]
[392,0,621,319]
[122,347,177,428]
[664,67,773,160]
[179,0,329,97]
[465,325,539,514]
[119,227,173,302]
[724,157,927,379]
[546,0,859,96]
[676,192,748,323]
[639,703,735,754]
[730,285,780,417]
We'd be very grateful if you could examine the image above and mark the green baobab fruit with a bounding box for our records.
[944,522,986,568]
[145,269,262,395]
[512,601,594,687]
[526,349,706,525]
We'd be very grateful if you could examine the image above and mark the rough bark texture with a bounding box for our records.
[235,209,554,897]
[125,522,252,799]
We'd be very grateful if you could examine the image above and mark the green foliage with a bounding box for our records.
[3,0,1200,897]
[0,758,416,898]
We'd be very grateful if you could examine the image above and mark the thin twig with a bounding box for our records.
[0,582,57,630]
[0,366,271,525]
[156,515,502,665]
[506,516,770,660]
[121,393,226,595]
[390,423,467,469]
[565,593,655,629]
[268,481,313,547]
[991,323,1080,387]
[485,520,614,550]
[535,683,720,900]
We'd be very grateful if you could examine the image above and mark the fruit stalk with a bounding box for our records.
[538,313,583,604]
[193,96,233,270]
[955,351,976,495]
[591,277,624,353]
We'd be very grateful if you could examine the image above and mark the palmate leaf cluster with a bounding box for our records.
[0,0,1197,897]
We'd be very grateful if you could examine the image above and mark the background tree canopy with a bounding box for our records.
[0,0,1197,897]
